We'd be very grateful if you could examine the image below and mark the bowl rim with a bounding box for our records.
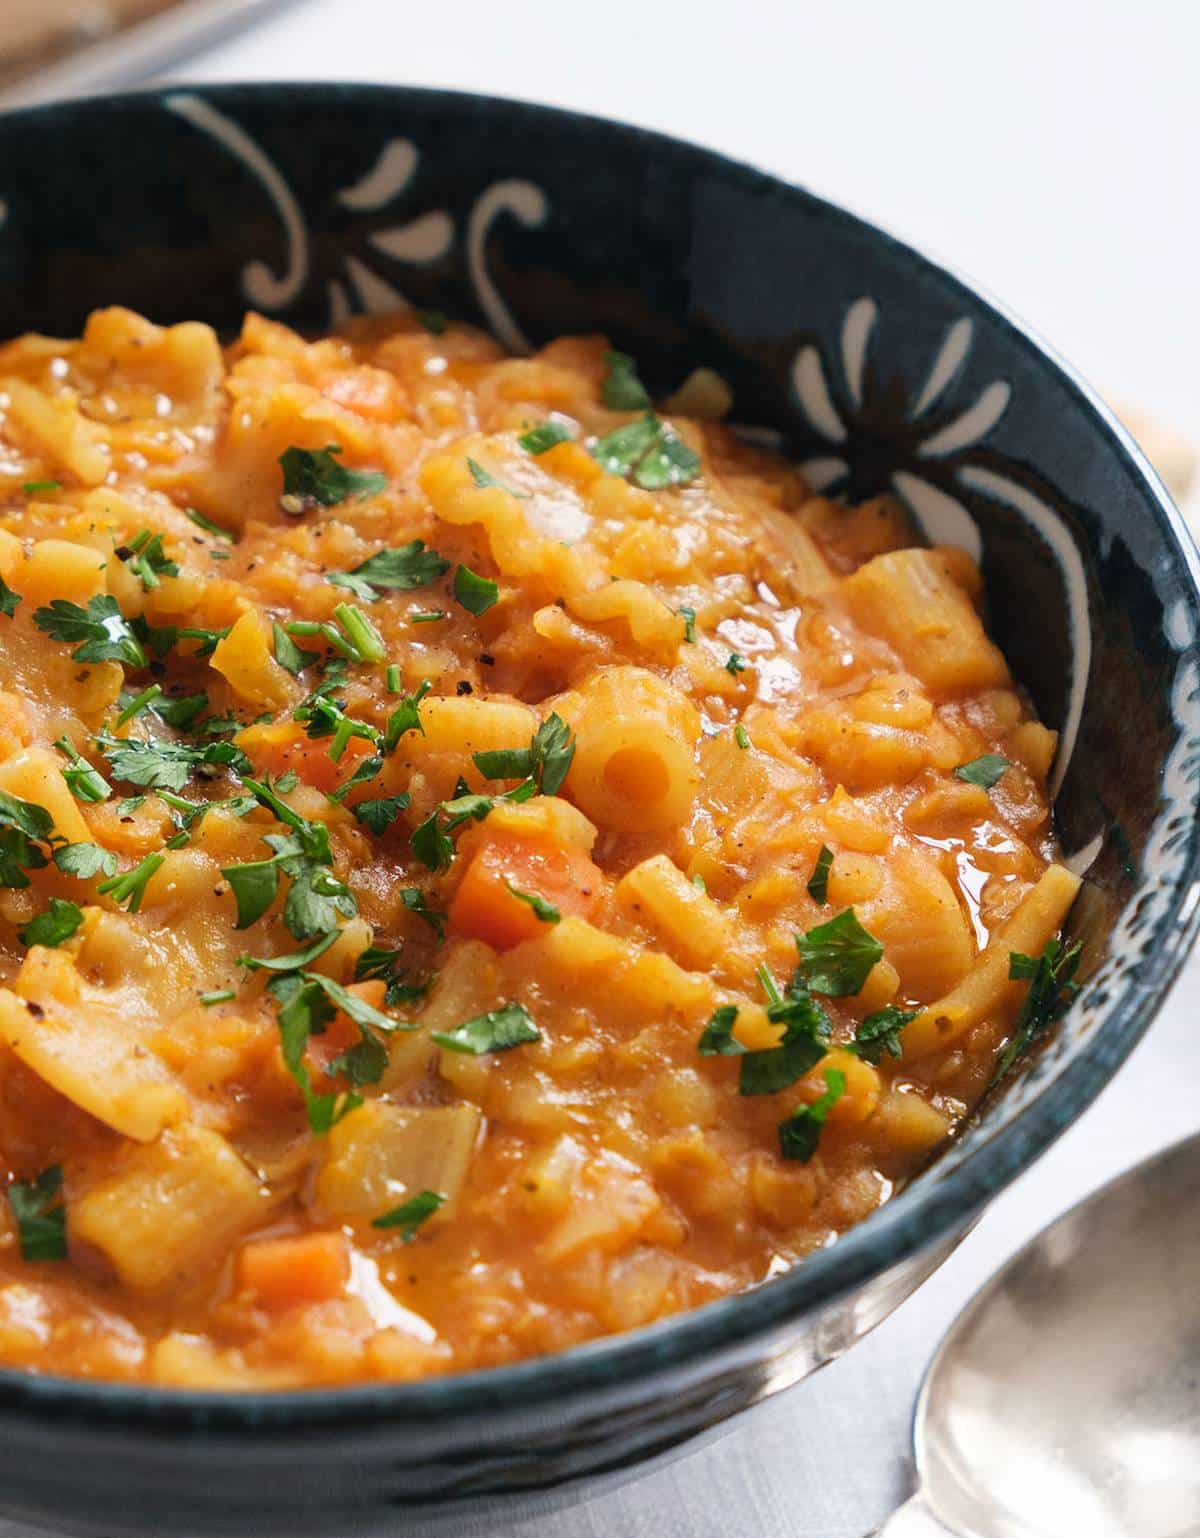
[0,78,1197,1434]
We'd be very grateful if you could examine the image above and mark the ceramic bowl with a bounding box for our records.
[0,83,1197,1538]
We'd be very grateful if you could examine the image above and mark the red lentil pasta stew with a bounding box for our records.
[0,308,1081,1388]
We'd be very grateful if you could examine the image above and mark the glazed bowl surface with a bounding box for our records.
[0,82,1198,1538]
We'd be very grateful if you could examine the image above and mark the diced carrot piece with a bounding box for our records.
[449,833,604,949]
[238,720,374,794]
[237,1232,350,1309]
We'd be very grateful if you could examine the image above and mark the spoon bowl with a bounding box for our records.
[882,1130,1200,1537]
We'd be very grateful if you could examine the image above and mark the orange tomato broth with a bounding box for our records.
[0,307,1079,1389]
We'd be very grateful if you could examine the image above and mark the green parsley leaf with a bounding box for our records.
[354,795,409,835]
[33,594,147,669]
[237,930,339,974]
[354,945,429,1007]
[19,898,84,949]
[807,845,833,905]
[738,970,831,1096]
[328,541,450,603]
[7,1166,67,1261]
[698,1003,744,1057]
[954,754,1011,789]
[199,989,236,1006]
[155,692,209,730]
[22,480,61,496]
[279,444,386,511]
[795,908,884,997]
[115,683,163,727]
[850,1005,916,1065]
[734,724,750,750]
[634,426,702,490]
[328,753,384,805]
[271,974,358,1133]
[96,852,164,913]
[55,736,111,803]
[373,1189,445,1241]
[592,413,661,477]
[506,882,560,924]
[54,841,117,880]
[0,790,54,845]
[725,653,747,675]
[473,712,575,795]
[185,507,236,541]
[400,886,446,937]
[223,859,280,929]
[273,620,317,676]
[432,1001,540,1056]
[119,530,179,591]
[383,679,430,752]
[519,421,571,455]
[678,605,696,644]
[178,624,230,659]
[601,351,651,410]
[98,732,251,793]
[778,1068,846,1162]
[992,937,1083,1082]
[0,577,20,618]
[409,610,447,624]
[453,564,499,616]
[0,790,54,890]
[466,457,529,499]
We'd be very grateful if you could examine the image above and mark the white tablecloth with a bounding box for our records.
[7,4,1200,1533]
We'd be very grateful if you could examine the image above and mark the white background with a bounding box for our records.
[15,4,1200,1535]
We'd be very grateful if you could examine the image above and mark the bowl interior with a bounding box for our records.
[0,82,1197,1421]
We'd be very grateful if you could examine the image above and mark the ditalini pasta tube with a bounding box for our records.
[900,863,1082,1058]
[558,666,701,833]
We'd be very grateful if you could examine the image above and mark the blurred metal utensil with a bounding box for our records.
[0,0,299,111]
[876,1130,1200,1536]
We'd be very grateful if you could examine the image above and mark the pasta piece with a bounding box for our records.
[861,844,976,1002]
[841,547,1010,695]
[2,378,109,485]
[71,1126,264,1290]
[315,1100,481,1225]
[559,666,700,832]
[18,539,107,609]
[901,863,1082,1057]
[615,853,736,970]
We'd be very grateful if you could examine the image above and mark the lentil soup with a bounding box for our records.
[0,309,1078,1388]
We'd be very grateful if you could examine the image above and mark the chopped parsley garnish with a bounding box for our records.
[417,310,448,335]
[519,421,572,455]
[698,1003,744,1057]
[601,351,651,410]
[954,753,1010,789]
[54,841,117,880]
[382,679,430,752]
[284,610,382,665]
[115,683,163,726]
[119,530,179,591]
[373,1189,445,1241]
[679,605,696,644]
[34,594,147,669]
[592,411,701,490]
[7,1166,67,1261]
[98,731,250,793]
[222,776,357,941]
[178,624,231,659]
[807,845,833,905]
[22,480,61,496]
[453,564,500,616]
[386,664,402,694]
[0,790,55,889]
[400,886,447,937]
[237,929,339,974]
[55,736,111,803]
[472,712,576,795]
[354,944,429,1007]
[409,609,447,624]
[19,898,84,949]
[96,852,164,913]
[410,780,537,873]
[354,795,409,834]
[850,1005,916,1064]
[432,1001,540,1056]
[734,724,750,750]
[199,989,236,1006]
[725,652,747,675]
[278,444,386,512]
[778,1068,846,1162]
[293,689,380,763]
[185,507,236,541]
[466,456,529,499]
[328,541,450,603]
[993,937,1083,1082]
[738,965,831,1095]
[273,620,317,676]
[795,909,883,997]
[328,753,385,804]
[155,692,209,729]
[506,883,560,924]
[0,577,20,617]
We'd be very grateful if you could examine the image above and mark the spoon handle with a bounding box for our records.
[871,1492,959,1537]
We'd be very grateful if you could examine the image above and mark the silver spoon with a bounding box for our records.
[875,1129,1200,1537]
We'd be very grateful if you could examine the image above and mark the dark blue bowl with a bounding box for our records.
[1,83,1198,1537]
